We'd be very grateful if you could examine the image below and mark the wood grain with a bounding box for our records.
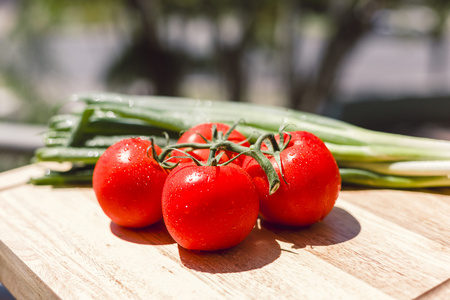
[0,165,449,299]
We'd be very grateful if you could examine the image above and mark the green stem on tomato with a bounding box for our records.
[157,133,281,195]
[210,134,281,195]
[224,144,280,195]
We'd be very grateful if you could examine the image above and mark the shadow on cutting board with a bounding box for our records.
[110,220,176,246]
[178,222,281,273]
[0,282,15,300]
[178,207,360,273]
[262,207,361,249]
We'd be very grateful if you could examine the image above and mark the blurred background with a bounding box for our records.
[1,0,450,173]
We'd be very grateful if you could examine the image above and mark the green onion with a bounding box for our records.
[30,92,450,188]
[29,166,94,185]
[339,168,450,189]
[339,160,450,176]
[34,147,105,164]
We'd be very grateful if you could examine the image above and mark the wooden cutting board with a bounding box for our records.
[0,164,449,299]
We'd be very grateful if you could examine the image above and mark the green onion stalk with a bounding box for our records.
[30,92,450,188]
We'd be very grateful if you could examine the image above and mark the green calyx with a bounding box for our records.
[153,123,281,195]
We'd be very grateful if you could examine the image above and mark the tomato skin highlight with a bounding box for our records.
[162,163,259,251]
[172,122,250,166]
[93,138,168,228]
[244,131,341,227]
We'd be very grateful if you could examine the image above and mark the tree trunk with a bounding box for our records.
[290,1,378,112]
[214,13,256,102]
[128,0,185,96]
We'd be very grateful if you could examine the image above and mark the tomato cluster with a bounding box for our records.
[92,123,341,251]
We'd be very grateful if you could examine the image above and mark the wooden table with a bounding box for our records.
[0,164,449,299]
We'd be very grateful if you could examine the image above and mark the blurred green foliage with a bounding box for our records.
[1,0,450,173]
[1,0,450,125]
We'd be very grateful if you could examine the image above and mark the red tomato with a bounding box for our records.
[162,163,259,251]
[243,131,341,227]
[171,122,250,166]
[93,138,168,228]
